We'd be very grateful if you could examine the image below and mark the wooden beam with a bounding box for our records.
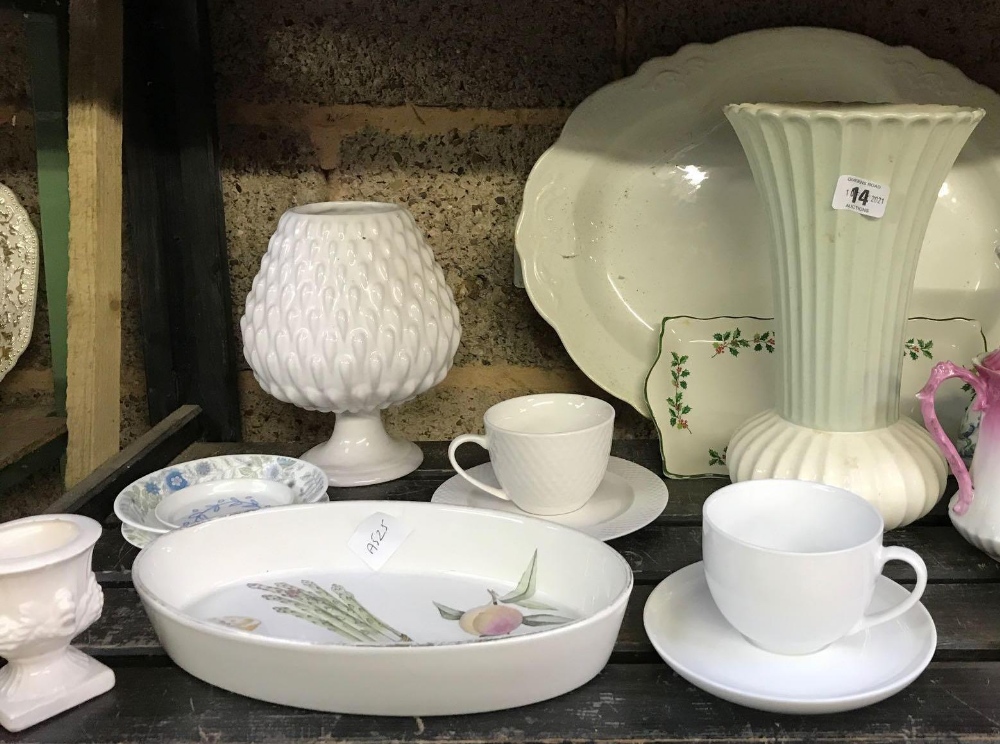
[65,0,122,485]
[64,581,1000,662]
[24,8,70,415]
[0,0,64,11]
[122,0,241,441]
[44,404,202,520]
[10,663,1000,742]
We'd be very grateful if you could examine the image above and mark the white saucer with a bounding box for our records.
[431,456,668,541]
[643,562,936,714]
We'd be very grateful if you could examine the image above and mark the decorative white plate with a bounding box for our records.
[133,501,632,715]
[431,456,668,541]
[0,184,39,381]
[646,316,986,478]
[114,454,329,540]
[643,562,936,715]
[516,27,1000,418]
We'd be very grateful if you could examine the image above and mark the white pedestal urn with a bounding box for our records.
[724,103,984,529]
[241,202,461,486]
[0,515,114,732]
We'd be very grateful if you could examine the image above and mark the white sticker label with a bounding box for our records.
[832,175,890,218]
[348,512,413,571]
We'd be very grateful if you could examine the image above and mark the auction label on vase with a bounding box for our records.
[831,175,889,218]
[348,512,413,570]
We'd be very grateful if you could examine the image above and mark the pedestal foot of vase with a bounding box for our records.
[300,411,424,487]
[0,647,115,732]
[727,410,946,530]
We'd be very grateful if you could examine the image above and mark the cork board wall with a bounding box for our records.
[3,0,1000,448]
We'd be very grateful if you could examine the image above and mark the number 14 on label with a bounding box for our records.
[832,174,889,218]
[848,186,883,207]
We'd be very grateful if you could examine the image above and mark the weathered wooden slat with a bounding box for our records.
[122,0,240,441]
[23,6,69,415]
[90,517,1000,584]
[0,406,66,469]
[607,523,1000,584]
[45,405,203,520]
[0,428,66,494]
[78,587,159,655]
[617,582,1000,662]
[75,582,1000,663]
[167,441,742,522]
[173,439,670,478]
[120,2,176,429]
[170,441,307,462]
[92,529,139,583]
[2,662,998,743]
[64,0,123,485]
[171,440,960,524]
[0,0,64,11]
[0,405,67,493]
[334,474,953,526]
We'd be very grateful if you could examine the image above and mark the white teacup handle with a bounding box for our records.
[447,435,511,502]
[851,546,928,635]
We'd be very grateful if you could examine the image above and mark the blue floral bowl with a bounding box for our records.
[114,455,329,535]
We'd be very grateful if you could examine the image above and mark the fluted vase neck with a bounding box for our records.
[724,101,983,431]
[727,102,984,121]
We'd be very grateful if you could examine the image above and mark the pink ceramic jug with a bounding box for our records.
[918,349,1000,560]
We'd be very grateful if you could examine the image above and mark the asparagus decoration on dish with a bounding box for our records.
[248,580,412,643]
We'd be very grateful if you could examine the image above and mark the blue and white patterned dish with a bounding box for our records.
[153,478,296,529]
[114,454,329,535]
[177,496,266,527]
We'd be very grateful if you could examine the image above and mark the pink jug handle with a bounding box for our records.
[916,362,989,515]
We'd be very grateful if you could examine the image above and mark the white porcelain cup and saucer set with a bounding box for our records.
[643,479,936,714]
[433,393,670,541]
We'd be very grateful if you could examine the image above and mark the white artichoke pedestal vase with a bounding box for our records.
[241,203,461,487]
[724,103,983,529]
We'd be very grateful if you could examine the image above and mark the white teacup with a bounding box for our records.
[702,479,928,655]
[447,394,615,515]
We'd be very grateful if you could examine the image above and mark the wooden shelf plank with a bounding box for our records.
[0,405,67,492]
[122,0,241,441]
[46,404,202,519]
[91,519,1000,585]
[65,0,123,486]
[0,405,66,471]
[7,662,1000,743]
[23,7,70,415]
[49,437,1000,742]
[74,581,1000,663]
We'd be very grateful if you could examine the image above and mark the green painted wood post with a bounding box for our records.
[24,9,69,415]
